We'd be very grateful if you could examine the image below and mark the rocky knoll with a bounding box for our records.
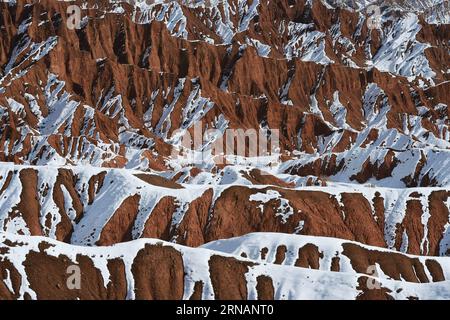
[1,232,450,300]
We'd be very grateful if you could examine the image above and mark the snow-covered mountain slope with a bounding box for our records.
[1,0,449,173]
[203,232,450,282]
[1,163,450,256]
[0,0,449,300]
[1,232,450,300]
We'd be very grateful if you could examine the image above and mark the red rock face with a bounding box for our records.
[0,0,449,300]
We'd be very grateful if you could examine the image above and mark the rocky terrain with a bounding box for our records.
[0,0,449,300]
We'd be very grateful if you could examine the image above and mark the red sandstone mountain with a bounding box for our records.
[0,0,449,300]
